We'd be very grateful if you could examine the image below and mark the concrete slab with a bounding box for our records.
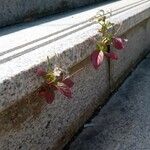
[0,0,150,111]
[0,59,110,150]
[69,56,150,150]
[0,1,149,149]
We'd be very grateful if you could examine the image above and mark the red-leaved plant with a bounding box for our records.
[36,57,74,104]
[91,10,128,69]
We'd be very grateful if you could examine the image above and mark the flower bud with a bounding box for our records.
[113,37,127,50]
[91,50,104,69]
[104,51,118,60]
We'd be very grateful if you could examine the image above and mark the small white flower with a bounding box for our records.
[53,67,62,77]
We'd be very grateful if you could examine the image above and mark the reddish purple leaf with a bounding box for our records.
[63,78,74,88]
[91,50,104,69]
[49,84,58,91]
[104,51,118,60]
[56,82,72,98]
[36,67,46,77]
[39,90,55,104]
[113,37,127,50]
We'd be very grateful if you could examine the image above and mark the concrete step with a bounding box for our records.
[0,0,111,28]
[0,0,150,149]
[69,53,150,150]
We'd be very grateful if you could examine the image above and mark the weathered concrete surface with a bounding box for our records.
[69,54,150,150]
[110,18,150,90]
[0,1,150,149]
[0,59,109,150]
[147,53,150,58]
[0,0,109,27]
[0,0,150,111]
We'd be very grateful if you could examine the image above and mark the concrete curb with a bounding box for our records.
[0,0,150,149]
[0,0,150,111]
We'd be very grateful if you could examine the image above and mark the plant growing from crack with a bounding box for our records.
[91,10,128,69]
[36,57,74,104]
[36,10,128,103]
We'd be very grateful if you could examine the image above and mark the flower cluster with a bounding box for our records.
[36,10,128,104]
[91,10,128,69]
[36,57,74,104]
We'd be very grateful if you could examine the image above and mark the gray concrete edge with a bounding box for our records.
[0,0,150,111]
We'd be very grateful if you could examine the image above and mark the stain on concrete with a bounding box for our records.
[0,90,45,136]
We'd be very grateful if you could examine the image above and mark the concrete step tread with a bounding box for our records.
[69,54,150,150]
